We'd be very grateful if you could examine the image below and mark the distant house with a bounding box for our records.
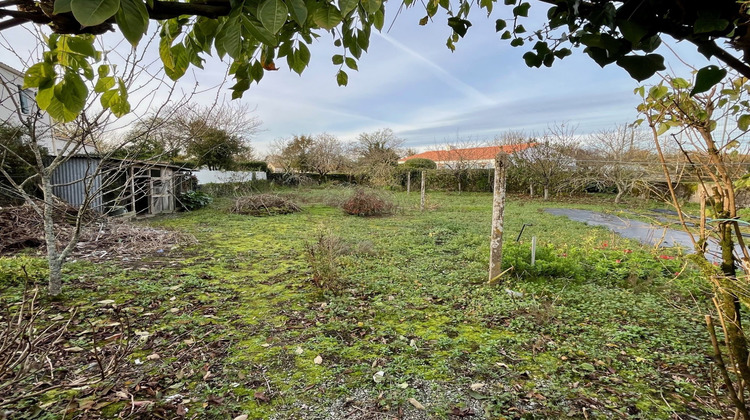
[399,143,536,169]
[0,62,193,216]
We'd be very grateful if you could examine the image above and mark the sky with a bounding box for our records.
[0,2,717,156]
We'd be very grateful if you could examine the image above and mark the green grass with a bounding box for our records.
[0,190,718,419]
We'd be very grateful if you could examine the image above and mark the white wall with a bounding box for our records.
[194,169,267,185]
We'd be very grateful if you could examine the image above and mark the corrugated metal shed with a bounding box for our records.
[51,156,103,211]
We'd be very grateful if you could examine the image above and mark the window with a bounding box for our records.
[16,85,30,114]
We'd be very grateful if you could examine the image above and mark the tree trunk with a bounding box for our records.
[529,182,534,198]
[42,173,63,296]
[543,185,549,200]
[489,153,508,282]
[614,189,623,204]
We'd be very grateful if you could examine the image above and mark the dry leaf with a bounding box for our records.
[64,346,85,352]
[233,416,249,420]
[254,391,270,402]
[408,398,425,410]
[314,355,323,364]
[294,347,304,355]
[97,299,115,305]
[372,371,384,383]
[146,353,160,360]
[470,383,485,391]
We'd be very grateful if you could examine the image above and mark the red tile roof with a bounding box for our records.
[399,143,535,163]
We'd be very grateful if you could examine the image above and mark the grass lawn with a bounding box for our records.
[0,189,719,419]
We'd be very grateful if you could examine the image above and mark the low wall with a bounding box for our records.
[194,170,267,185]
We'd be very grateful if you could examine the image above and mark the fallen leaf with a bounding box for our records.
[64,346,85,352]
[396,382,408,389]
[408,397,425,410]
[146,353,160,360]
[170,308,180,313]
[294,347,304,355]
[372,371,384,383]
[234,416,249,420]
[314,355,323,365]
[449,407,475,417]
[470,383,485,391]
[261,343,271,348]
[176,404,187,416]
[254,391,270,403]
[97,299,115,305]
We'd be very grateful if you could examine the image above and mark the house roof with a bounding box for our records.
[399,143,536,163]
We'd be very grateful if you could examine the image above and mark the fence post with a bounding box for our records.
[407,171,411,194]
[420,171,426,211]
[489,152,508,283]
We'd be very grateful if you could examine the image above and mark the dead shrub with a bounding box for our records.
[231,194,302,216]
[341,189,395,217]
[305,232,347,291]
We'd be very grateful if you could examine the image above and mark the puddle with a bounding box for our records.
[545,208,745,263]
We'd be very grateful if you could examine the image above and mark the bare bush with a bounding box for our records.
[305,231,347,290]
[231,194,302,216]
[341,189,395,217]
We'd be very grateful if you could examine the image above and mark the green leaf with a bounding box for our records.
[512,2,529,17]
[23,62,55,88]
[670,77,690,89]
[738,114,750,131]
[242,16,278,46]
[164,43,189,80]
[94,76,115,93]
[373,8,384,30]
[288,0,308,26]
[336,69,348,86]
[500,30,511,40]
[694,17,729,34]
[656,123,669,136]
[338,0,357,15]
[447,17,471,38]
[313,4,342,30]
[648,85,668,100]
[250,60,264,82]
[297,42,311,66]
[220,15,243,59]
[615,54,665,81]
[116,0,149,45]
[510,38,523,47]
[54,0,73,14]
[71,0,120,27]
[332,54,344,65]
[345,57,357,70]
[362,0,382,15]
[616,19,647,45]
[258,0,288,34]
[691,65,727,96]
[419,16,429,26]
[522,51,541,68]
[495,19,506,32]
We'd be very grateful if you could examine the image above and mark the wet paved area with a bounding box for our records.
[545,208,745,263]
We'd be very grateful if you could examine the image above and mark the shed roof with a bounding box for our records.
[399,143,536,163]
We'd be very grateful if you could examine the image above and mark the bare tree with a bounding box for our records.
[510,124,578,200]
[588,125,651,203]
[354,128,404,187]
[0,33,195,296]
[308,133,345,179]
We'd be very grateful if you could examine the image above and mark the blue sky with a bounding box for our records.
[0,2,716,155]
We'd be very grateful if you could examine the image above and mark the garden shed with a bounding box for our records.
[52,157,193,216]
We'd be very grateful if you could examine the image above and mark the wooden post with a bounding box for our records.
[489,152,508,283]
[407,171,411,194]
[420,171,426,211]
[531,236,537,266]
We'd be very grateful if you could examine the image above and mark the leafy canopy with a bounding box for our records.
[5,0,750,122]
